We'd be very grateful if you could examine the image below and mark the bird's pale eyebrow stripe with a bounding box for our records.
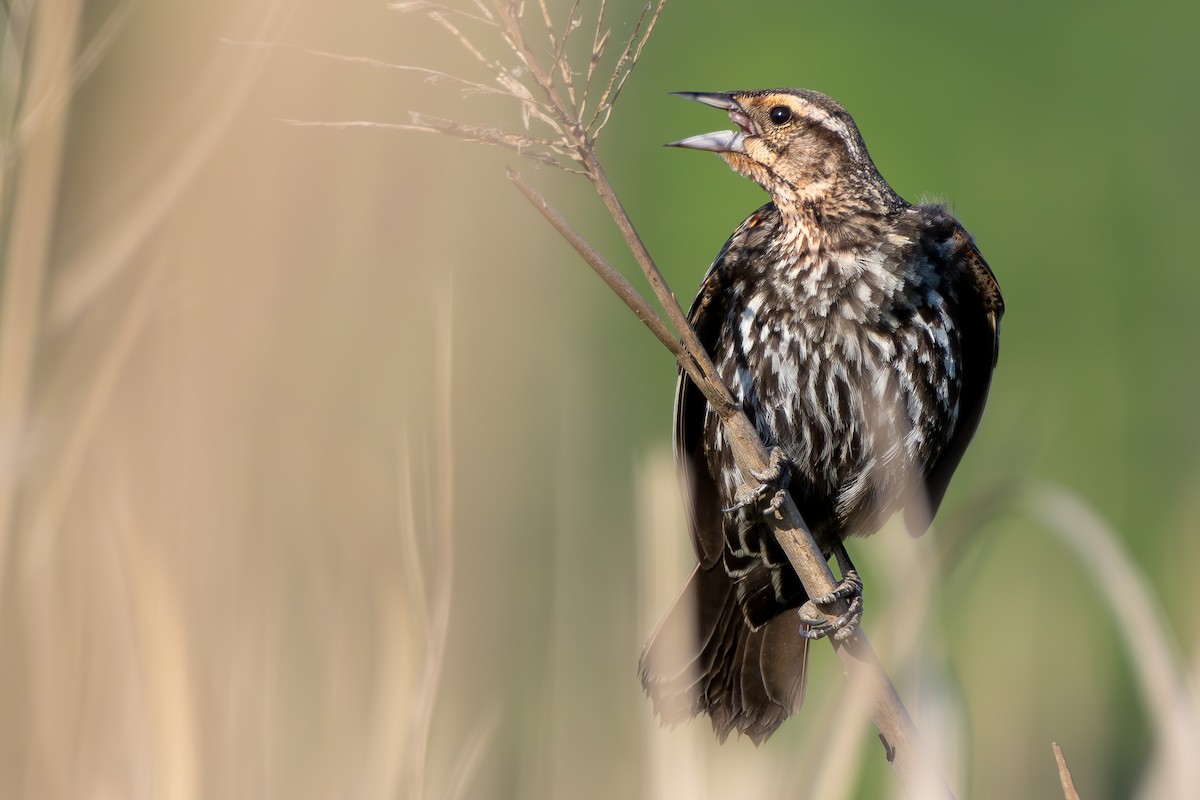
[793,102,864,161]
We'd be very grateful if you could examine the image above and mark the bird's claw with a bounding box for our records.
[722,447,792,514]
[814,569,862,606]
[797,569,864,642]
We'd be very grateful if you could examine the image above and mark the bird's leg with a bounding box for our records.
[797,542,864,642]
[722,447,792,514]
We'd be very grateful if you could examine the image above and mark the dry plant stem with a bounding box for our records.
[508,162,951,799]
[508,170,681,358]
[0,0,85,580]
[1053,743,1083,800]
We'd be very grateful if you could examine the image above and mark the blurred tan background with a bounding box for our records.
[2,0,1199,798]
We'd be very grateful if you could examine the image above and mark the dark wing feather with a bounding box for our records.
[648,204,809,743]
[673,203,778,567]
[674,372,724,567]
[905,230,1004,536]
[638,564,807,744]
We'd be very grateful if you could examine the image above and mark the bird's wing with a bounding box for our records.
[674,204,779,567]
[674,374,725,568]
[905,229,1004,536]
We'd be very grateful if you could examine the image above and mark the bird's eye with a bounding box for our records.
[768,105,793,125]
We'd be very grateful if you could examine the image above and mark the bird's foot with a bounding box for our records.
[797,544,864,642]
[722,447,792,514]
[798,571,863,642]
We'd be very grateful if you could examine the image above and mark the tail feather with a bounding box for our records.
[639,565,809,744]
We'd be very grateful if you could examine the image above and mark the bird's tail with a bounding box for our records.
[638,565,809,745]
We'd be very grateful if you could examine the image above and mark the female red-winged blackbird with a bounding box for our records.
[639,89,1003,744]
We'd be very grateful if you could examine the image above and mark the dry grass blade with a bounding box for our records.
[109,480,199,800]
[424,10,524,93]
[581,0,609,114]
[0,0,84,580]
[588,0,664,136]
[284,116,572,170]
[412,112,576,166]
[4,0,134,166]
[598,0,663,115]
[275,1,591,171]
[545,0,583,106]
[52,1,291,326]
[442,714,498,800]
[1032,485,1200,798]
[1053,742,1083,800]
[536,0,556,37]
[432,9,570,138]
[389,0,498,27]
[225,39,508,97]
[281,119,440,132]
[399,430,436,799]
[26,244,166,573]
[489,3,575,129]
[431,10,506,70]
[542,0,583,104]
[352,0,668,173]
[400,294,464,800]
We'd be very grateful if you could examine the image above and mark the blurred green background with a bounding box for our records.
[2,0,1198,798]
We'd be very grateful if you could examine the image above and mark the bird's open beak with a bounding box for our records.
[666,92,752,154]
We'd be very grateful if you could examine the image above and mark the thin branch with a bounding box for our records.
[507,170,686,360]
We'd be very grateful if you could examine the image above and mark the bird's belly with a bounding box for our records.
[723,320,952,538]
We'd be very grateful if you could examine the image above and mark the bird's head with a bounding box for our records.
[669,89,898,219]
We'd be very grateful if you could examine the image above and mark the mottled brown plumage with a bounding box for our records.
[639,89,1003,744]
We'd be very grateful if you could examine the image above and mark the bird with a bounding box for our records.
[638,88,1003,744]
